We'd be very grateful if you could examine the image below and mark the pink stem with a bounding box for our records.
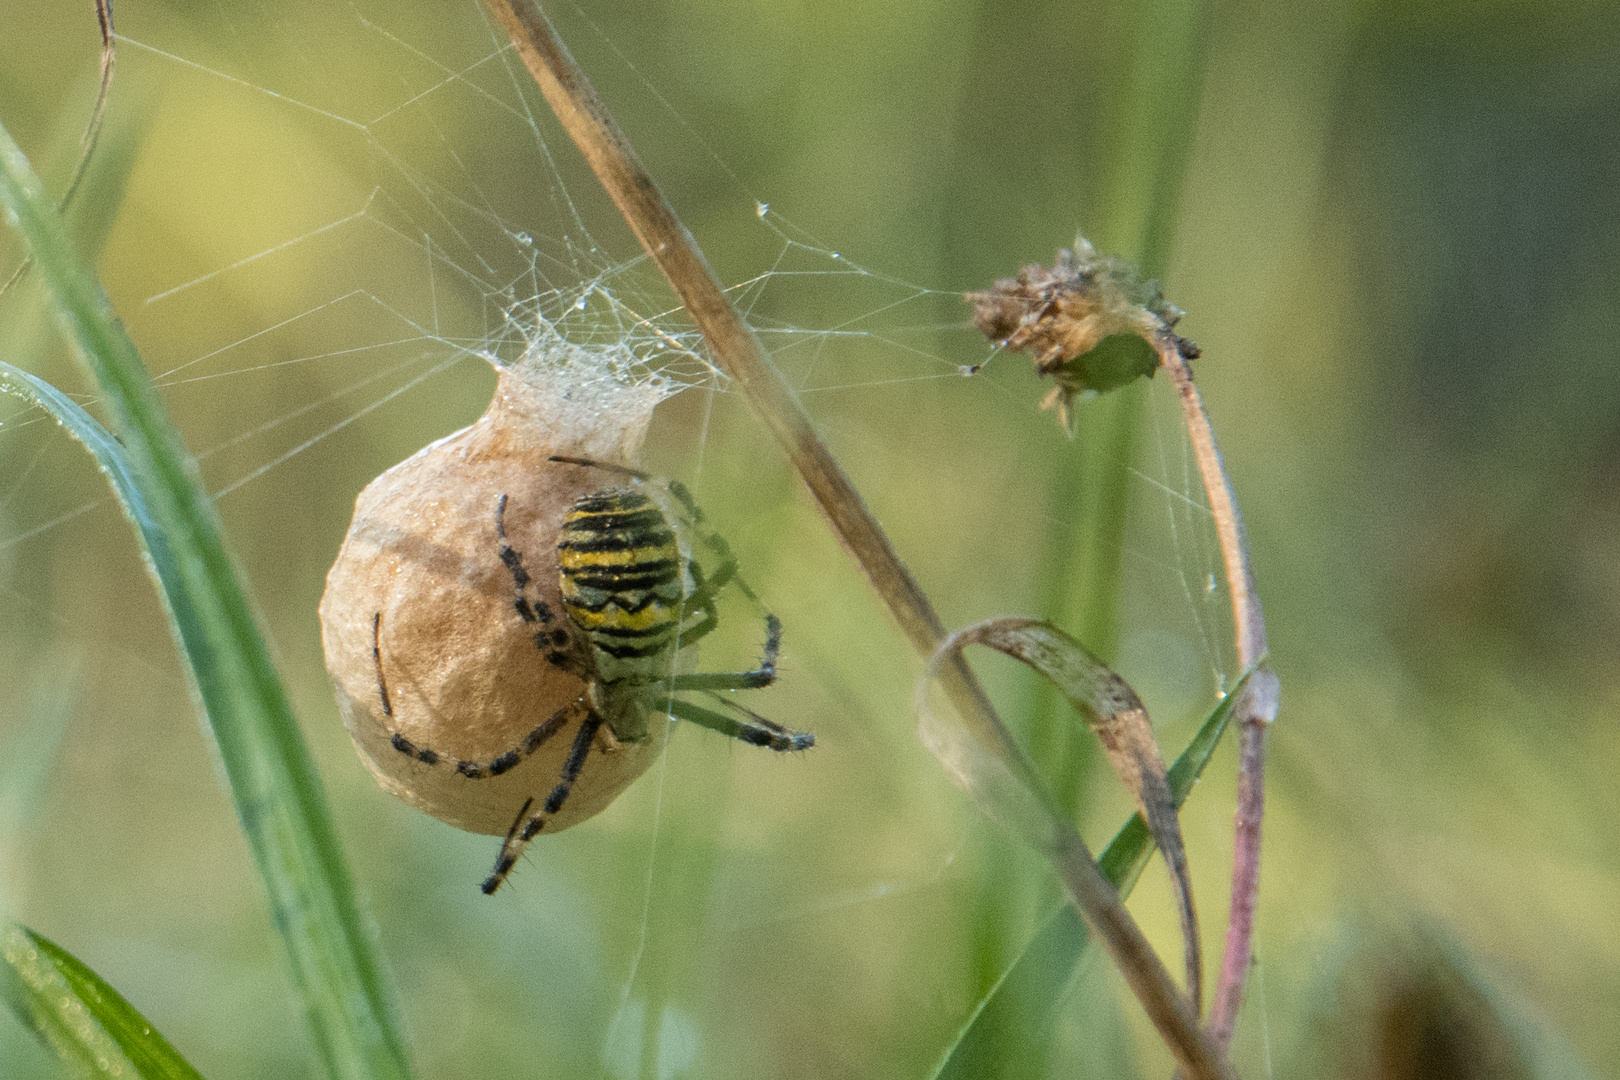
[1208,702,1270,1046]
[1154,330,1280,1049]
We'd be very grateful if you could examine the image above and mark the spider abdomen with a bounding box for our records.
[558,489,685,690]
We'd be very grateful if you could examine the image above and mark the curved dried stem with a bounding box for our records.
[1151,329,1281,1049]
[479,1,1234,1075]
[62,0,117,210]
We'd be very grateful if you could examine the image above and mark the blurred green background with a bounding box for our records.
[2,0,1618,1077]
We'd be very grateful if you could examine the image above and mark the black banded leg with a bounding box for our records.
[677,556,737,648]
[668,615,782,692]
[492,492,544,625]
[661,481,757,599]
[667,697,813,752]
[495,495,560,628]
[667,483,764,608]
[548,455,654,482]
[388,699,577,777]
[497,494,583,676]
[372,612,394,717]
[483,796,534,897]
[481,710,604,895]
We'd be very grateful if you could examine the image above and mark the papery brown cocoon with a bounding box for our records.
[320,347,675,836]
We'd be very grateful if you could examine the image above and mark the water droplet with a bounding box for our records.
[755,201,769,217]
[514,231,534,246]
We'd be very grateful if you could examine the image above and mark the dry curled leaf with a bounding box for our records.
[918,616,1202,1008]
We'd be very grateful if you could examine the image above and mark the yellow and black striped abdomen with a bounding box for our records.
[557,489,684,684]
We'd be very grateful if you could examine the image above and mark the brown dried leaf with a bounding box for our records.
[919,616,1203,1009]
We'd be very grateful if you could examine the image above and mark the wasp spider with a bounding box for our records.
[372,457,812,894]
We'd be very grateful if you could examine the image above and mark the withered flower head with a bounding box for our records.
[966,237,1197,432]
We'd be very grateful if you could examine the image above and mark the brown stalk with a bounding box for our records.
[478,1,1234,1075]
[1151,329,1281,1050]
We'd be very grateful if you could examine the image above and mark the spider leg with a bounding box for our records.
[496,493,554,625]
[679,601,719,648]
[666,697,812,752]
[662,482,767,608]
[482,709,604,894]
[484,796,533,891]
[372,611,393,717]
[496,493,587,678]
[684,525,762,605]
[668,614,781,691]
[388,702,572,777]
[677,555,734,647]
[688,553,738,599]
[376,613,575,774]
[547,455,654,482]
[660,477,706,526]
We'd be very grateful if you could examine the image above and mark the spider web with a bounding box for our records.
[0,2,1245,1076]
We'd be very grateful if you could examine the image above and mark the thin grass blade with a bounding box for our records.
[0,121,410,1080]
[1,923,207,1080]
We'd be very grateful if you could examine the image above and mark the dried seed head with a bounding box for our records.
[319,329,679,836]
[965,237,1198,431]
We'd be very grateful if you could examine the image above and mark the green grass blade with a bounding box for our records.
[0,122,410,1080]
[1098,670,1251,894]
[930,672,1249,1080]
[1,923,207,1080]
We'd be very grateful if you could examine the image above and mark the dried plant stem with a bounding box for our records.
[1048,827,1221,1077]
[480,1,1233,1075]
[1153,330,1281,1050]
